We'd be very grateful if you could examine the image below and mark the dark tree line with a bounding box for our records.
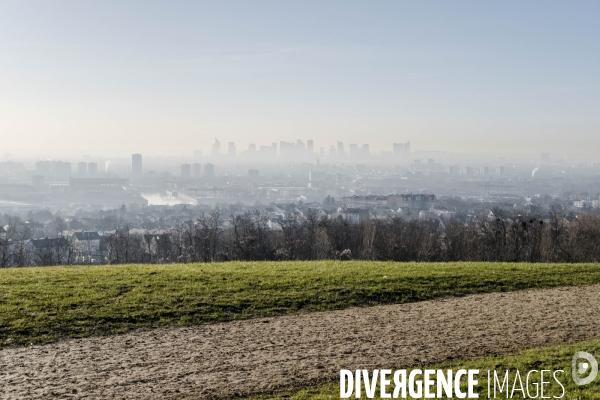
[2,209,600,267]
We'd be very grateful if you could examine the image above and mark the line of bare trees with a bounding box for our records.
[2,208,600,267]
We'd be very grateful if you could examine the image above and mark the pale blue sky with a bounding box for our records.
[1,1,599,156]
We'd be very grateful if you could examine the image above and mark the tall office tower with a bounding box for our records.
[228,142,236,157]
[204,163,215,178]
[259,144,276,156]
[211,138,220,156]
[296,139,305,152]
[307,140,314,153]
[337,141,345,158]
[393,143,404,155]
[132,153,142,177]
[404,141,411,154]
[329,145,336,157]
[349,144,358,159]
[280,141,294,157]
[77,162,87,175]
[88,162,98,176]
[362,144,370,156]
[192,163,202,178]
[180,163,191,179]
[248,143,256,152]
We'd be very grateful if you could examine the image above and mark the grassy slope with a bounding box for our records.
[250,339,600,399]
[2,261,600,348]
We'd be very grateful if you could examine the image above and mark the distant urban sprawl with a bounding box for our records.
[1,138,600,266]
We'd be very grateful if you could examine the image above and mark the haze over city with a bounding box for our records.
[2,0,600,227]
[2,0,600,156]
[5,3,600,400]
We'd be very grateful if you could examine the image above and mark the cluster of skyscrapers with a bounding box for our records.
[179,162,215,180]
[193,139,411,161]
[128,139,412,179]
[393,142,411,155]
[35,160,99,179]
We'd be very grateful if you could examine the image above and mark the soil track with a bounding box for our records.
[3,284,600,399]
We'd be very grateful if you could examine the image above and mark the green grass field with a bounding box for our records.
[249,339,600,399]
[2,261,600,348]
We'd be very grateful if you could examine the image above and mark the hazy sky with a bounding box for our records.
[1,1,599,156]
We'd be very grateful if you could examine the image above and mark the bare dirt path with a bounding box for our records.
[3,284,600,399]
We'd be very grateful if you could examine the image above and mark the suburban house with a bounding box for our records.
[29,237,71,265]
[70,231,101,263]
[337,208,371,223]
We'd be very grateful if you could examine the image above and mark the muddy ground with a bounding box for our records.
[2,284,600,399]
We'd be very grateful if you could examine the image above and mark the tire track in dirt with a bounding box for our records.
[2,284,600,399]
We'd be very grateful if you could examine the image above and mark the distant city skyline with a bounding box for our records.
[2,1,600,155]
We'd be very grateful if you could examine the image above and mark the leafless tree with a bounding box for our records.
[0,238,12,267]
